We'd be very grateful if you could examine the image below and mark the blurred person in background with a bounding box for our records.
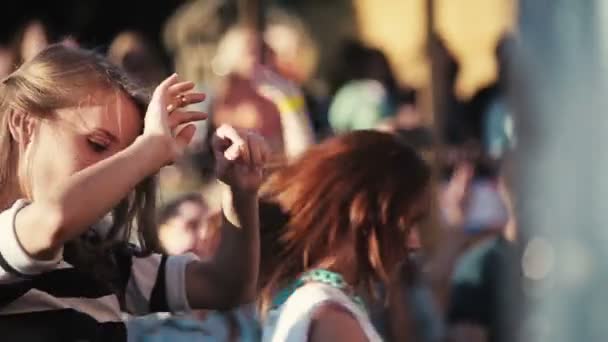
[210,24,315,163]
[164,5,317,187]
[376,88,423,132]
[210,24,282,154]
[13,19,50,64]
[445,179,519,342]
[108,31,168,90]
[10,18,80,69]
[262,8,328,139]
[438,34,514,156]
[163,0,239,89]
[156,193,213,258]
[0,45,15,77]
[374,86,435,172]
[441,42,520,342]
[481,36,515,161]
[0,45,268,341]
[328,41,401,133]
[258,130,431,341]
[163,5,319,199]
[262,8,318,87]
[162,0,240,155]
[192,29,315,209]
[328,40,396,96]
[127,193,260,342]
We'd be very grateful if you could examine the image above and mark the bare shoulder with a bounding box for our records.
[308,302,369,342]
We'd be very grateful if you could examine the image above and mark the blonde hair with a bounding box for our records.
[0,45,158,289]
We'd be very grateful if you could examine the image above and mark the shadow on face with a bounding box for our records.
[20,89,142,200]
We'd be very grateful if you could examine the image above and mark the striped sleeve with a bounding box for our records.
[0,200,63,282]
[123,252,198,315]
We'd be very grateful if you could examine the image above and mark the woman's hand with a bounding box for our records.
[212,124,270,194]
[143,73,207,164]
[183,125,268,309]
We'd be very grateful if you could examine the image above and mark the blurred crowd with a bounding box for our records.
[0,2,519,342]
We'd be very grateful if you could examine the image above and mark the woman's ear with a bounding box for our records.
[7,111,36,146]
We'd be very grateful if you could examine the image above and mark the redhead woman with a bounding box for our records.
[259,130,431,341]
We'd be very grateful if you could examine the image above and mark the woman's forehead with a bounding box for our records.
[57,90,142,141]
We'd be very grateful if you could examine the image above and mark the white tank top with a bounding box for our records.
[262,282,383,341]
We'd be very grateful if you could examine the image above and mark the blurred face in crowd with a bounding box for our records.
[21,21,49,61]
[16,90,142,200]
[265,23,317,84]
[213,27,276,77]
[0,47,14,77]
[158,200,217,257]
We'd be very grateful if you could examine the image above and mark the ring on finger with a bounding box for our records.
[166,103,177,113]
[167,96,187,113]
[178,94,187,105]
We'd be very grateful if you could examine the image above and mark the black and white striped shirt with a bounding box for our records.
[0,200,197,342]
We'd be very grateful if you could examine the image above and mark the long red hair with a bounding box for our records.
[259,130,431,313]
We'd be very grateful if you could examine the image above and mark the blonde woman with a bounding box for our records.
[0,45,269,341]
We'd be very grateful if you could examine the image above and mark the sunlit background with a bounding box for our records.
[4,1,608,341]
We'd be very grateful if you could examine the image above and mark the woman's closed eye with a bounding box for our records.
[86,129,116,154]
[87,139,109,153]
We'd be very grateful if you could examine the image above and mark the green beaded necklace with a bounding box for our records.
[271,268,367,313]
